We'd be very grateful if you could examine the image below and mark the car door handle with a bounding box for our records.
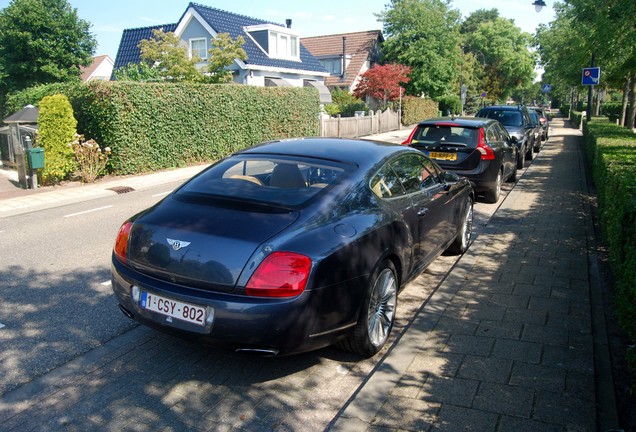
[417,207,429,216]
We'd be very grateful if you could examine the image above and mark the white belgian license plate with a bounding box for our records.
[140,291,206,326]
[429,151,457,161]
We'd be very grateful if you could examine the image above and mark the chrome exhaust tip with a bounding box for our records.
[118,304,134,319]
[235,347,279,357]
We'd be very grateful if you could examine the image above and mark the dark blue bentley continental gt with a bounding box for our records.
[111,138,474,356]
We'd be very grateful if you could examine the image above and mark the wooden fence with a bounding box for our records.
[319,109,401,138]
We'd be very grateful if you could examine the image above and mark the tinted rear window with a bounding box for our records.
[411,125,478,148]
[478,109,522,127]
[177,156,348,207]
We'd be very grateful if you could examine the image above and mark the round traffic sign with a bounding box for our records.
[584,70,591,77]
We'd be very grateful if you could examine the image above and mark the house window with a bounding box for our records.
[319,59,342,75]
[190,38,207,60]
[267,31,299,60]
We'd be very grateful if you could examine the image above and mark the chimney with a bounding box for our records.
[286,19,292,28]
[341,36,347,80]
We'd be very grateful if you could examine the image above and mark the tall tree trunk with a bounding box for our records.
[620,75,629,127]
[628,74,636,130]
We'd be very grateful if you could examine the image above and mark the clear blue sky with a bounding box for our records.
[0,0,556,61]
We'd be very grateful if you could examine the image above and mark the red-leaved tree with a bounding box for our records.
[353,64,411,109]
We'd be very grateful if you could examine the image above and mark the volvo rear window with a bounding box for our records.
[176,156,347,207]
[478,109,523,127]
[411,125,478,148]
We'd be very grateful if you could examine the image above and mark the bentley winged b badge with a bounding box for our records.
[167,238,191,251]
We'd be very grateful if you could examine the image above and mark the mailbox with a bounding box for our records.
[27,147,44,170]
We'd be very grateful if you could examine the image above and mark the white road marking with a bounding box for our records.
[152,191,172,198]
[0,323,5,329]
[101,280,112,286]
[64,206,113,218]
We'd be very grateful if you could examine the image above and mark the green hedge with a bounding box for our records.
[583,119,636,385]
[3,82,79,118]
[402,96,439,126]
[570,110,583,128]
[602,101,623,123]
[6,81,320,175]
[436,95,461,116]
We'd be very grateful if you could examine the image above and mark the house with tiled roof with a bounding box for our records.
[301,30,383,94]
[113,3,331,103]
[80,55,114,82]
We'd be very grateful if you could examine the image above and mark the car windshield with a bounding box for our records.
[411,125,477,148]
[479,110,523,127]
[176,156,347,207]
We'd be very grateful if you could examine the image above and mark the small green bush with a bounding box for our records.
[560,103,570,118]
[37,94,78,185]
[570,110,583,128]
[602,101,623,123]
[437,95,461,116]
[329,88,368,117]
[402,96,438,126]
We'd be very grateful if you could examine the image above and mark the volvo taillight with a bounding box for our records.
[114,221,133,264]
[402,126,418,145]
[246,252,312,298]
[476,128,495,160]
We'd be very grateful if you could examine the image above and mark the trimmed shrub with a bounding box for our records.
[3,83,78,118]
[602,101,623,123]
[37,94,78,185]
[583,119,636,387]
[437,95,461,116]
[70,81,320,174]
[570,110,583,128]
[402,96,438,126]
[560,103,570,118]
[329,88,368,117]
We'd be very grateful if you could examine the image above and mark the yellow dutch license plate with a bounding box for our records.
[429,151,457,161]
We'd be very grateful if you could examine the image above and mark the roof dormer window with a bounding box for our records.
[245,24,300,61]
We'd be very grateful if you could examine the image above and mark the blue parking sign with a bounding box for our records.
[582,67,600,85]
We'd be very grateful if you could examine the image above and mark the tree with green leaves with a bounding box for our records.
[204,33,247,84]
[113,62,162,82]
[378,0,463,99]
[465,17,536,103]
[0,0,96,96]
[535,0,636,127]
[138,29,202,83]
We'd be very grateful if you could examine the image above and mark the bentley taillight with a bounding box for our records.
[114,221,133,264]
[246,252,312,297]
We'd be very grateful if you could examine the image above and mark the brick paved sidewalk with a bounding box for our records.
[331,119,608,431]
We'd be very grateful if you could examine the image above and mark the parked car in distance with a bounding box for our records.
[527,109,543,152]
[476,105,536,167]
[529,106,550,142]
[111,138,474,357]
[402,116,518,203]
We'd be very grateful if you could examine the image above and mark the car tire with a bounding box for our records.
[507,162,518,183]
[483,169,502,204]
[446,197,473,255]
[517,150,525,169]
[526,144,534,161]
[338,260,397,357]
